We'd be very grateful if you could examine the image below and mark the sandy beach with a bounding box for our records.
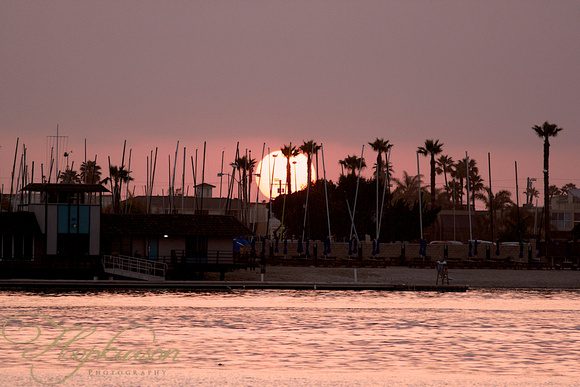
[207,265,580,289]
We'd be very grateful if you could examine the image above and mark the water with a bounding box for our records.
[1,289,580,386]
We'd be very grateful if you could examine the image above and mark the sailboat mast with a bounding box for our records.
[321,143,331,240]
[125,149,132,213]
[254,143,265,233]
[171,141,179,213]
[417,152,423,240]
[488,152,494,243]
[200,141,206,214]
[466,151,472,241]
[182,147,186,213]
[349,145,364,239]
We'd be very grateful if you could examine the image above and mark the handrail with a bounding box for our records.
[102,255,167,279]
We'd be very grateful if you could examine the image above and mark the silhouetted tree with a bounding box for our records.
[281,144,299,194]
[339,155,366,177]
[58,169,81,184]
[418,139,443,209]
[300,140,320,187]
[532,121,563,250]
[80,160,101,184]
[102,165,133,213]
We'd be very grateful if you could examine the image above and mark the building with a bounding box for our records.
[0,183,107,278]
[100,213,254,279]
[0,183,255,280]
[550,188,580,232]
[125,182,275,237]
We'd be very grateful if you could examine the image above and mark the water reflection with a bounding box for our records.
[1,290,580,386]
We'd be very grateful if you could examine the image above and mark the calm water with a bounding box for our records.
[1,289,580,386]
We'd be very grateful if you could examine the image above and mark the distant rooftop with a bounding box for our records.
[568,188,580,198]
[22,183,109,193]
[101,214,252,236]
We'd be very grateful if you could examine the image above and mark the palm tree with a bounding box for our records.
[484,189,514,212]
[525,186,540,204]
[532,121,563,249]
[299,140,319,187]
[417,139,443,209]
[483,188,515,237]
[467,159,481,210]
[58,169,81,184]
[436,155,454,197]
[234,155,256,225]
[247,157,257,204]
[392,171,425,205]
[561,183,577,195]
[548,185,561,199]
[281,144,299,194]
[313,143,322,182]
[339,155,366,177]
[452,158,478,208]
[368,138,392,236]
[234,155,256,205]
[368,138,392,183]
[452,159,466,206]
[102,165,133,213]
[80,160,102,184]
[468,173,485,210]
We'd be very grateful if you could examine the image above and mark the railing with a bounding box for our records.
[169,250,254,266]
[102,255,167,280]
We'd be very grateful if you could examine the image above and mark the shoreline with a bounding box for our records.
[206,265,580,289]
[1,266,579,291]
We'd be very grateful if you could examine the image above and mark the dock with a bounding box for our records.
[0,279,468,292]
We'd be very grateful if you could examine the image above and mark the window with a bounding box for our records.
[552,212,572,229]
[58,205,90,234]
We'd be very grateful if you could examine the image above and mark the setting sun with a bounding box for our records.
[255,151,316,200]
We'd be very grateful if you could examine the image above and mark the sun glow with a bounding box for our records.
[256,151,316,200]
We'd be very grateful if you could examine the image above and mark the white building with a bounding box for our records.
[550,188,580,231]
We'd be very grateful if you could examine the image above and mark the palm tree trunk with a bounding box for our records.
[443,166,448,195]
[286,158,292,194]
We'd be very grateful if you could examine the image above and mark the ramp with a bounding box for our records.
[102,255,167,281]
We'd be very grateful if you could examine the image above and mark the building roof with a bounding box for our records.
[0,212,41,234]
[194,183,216,188]
[22,183,109,193]
[129,196,245,211]
[101,214,253,237]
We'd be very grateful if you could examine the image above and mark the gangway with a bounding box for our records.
[102,255,167,281]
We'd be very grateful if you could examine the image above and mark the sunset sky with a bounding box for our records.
[1,1,578,204]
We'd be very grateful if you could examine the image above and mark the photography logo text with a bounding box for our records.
[2,313,180,385]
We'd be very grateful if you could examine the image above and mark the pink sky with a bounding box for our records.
[1,1,579,206]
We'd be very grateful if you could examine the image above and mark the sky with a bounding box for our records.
[1,1,579,206]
